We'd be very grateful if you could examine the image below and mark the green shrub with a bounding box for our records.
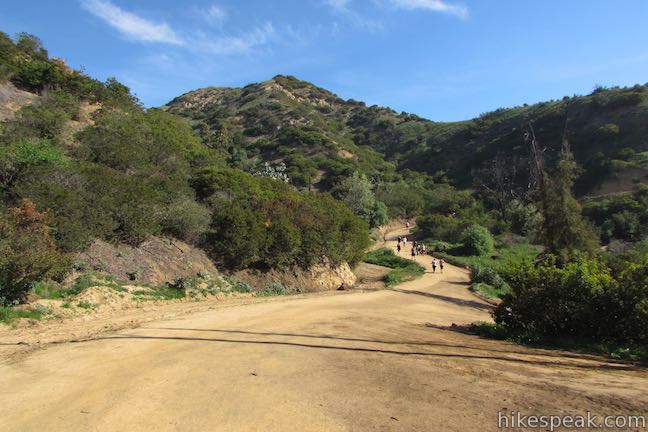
[161,198,211,243]
[76,300,96,310]
[495,258,648,346]
[224,277,252,293]
[256,282,302,296]
[0,200,70,305]
[470,263,506,288]
[0,305,45,324]
[460,224,494,256]
[0,138,67,188]
[364,248,425,286]
[204,168,369,271]
[169,276,193,292]
[415,214,464,243]
[426,240,453,253]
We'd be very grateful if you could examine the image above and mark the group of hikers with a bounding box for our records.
[396,235,444,273]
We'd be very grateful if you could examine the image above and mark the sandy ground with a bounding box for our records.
[0,226,647,431]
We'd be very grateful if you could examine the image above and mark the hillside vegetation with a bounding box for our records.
[165,75,648,195]
[0,32,369,306]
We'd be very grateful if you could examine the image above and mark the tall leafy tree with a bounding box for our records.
[530,129,598,261]
[332,172,388,228]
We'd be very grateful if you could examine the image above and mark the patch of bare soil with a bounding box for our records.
[235,261,356,293]
[76,237,219,286]
[353,262,390,290]
[0,82,39,120]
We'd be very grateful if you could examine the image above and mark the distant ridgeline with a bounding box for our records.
[165,75,648,195]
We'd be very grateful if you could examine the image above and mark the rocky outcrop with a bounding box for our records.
[76,237,219,286]
[0,82,39,121]
[235,261,357,293]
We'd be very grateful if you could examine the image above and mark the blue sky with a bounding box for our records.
[2,0,648,121]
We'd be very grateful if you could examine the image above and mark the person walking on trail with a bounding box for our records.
[403,237,407,246]
[432,258,438,273]
[411,247,416,258]
[397,243,401,254]
[397,236,402,246]
[439,258,445,273]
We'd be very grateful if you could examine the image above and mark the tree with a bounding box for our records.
[543,140,598,260]
[473,155,527,222]
[332,172,388,228]
[527,127,598,262]
[375,182,425,219]
[15,33,48,60]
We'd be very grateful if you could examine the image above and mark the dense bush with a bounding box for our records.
[0,138,67,189]
[460,224,495,256]
[3,106,213,250]
[160,198,211,243]
[0,200,70,305]
[583,187,648,243]
[375,182,425,218]
[470,263,508,292]
[332,172,388,228]
[495,258,648,346]
[203,167,370,270]
[416,214,465,243]
[506,200,542,238]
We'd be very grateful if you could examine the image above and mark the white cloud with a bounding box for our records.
[205,4,227,26]
[324,0,352,12]
[388,0,469,19]
[193,22,276,55]
[323,0,383,31]
[81,0,184,45]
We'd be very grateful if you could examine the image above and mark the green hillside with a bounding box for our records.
[165,75,648,195]
[0,32,370,306]
[163,75,402,190]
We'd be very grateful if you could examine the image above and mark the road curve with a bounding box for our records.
[1,226,647,431]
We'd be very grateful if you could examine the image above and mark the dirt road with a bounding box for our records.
[1,227,647,431]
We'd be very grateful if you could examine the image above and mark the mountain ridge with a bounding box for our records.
[164,75,648,195]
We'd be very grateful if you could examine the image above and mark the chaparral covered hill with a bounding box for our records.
[165,75,648,195]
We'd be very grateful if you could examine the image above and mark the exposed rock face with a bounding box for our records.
[76,237,219,286]
[235,261,357,293]
[0,82,39,121]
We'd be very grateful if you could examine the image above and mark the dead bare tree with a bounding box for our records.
[473,154,526,222]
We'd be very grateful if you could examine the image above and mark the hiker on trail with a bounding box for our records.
[439,258,445,273]
[397,236,402,245]
[397,244,401,254]
[411,247,416,258]
[403,237,407,246]
[432,258,438,273]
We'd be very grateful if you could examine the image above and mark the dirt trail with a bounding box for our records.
[1,226,647,431]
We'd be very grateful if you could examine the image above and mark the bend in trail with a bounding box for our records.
[1,225,647,431]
